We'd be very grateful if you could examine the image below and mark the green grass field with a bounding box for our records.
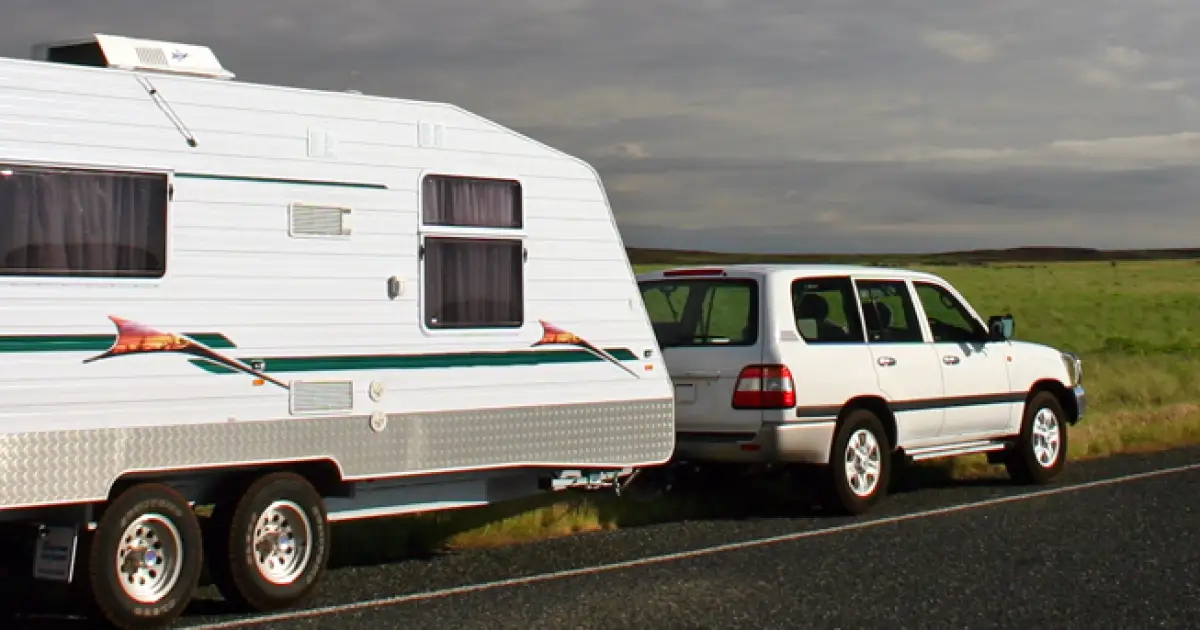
[331,258,1200,565]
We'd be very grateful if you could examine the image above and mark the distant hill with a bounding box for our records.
[626,246,1200,266]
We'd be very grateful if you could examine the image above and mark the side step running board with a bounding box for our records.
[905,440,1008,462]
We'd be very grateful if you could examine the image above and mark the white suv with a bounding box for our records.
[637,264,1086,515]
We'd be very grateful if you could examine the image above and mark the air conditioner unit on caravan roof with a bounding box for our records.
[31,33,235,80]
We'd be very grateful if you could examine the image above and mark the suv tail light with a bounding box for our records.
[732,364,795,409]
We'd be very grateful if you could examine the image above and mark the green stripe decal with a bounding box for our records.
[0,333,236,353]
[175,173,388,190]
[188,348,640,374]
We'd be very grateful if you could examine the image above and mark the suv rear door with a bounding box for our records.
[638,270,764,435]
[853,277,947,445]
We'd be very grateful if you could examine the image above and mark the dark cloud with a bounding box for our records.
[909,165,1200,214]
[2,0,1199,253]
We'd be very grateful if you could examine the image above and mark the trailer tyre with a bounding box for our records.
[87,483,203,630]
[208,472,330,613]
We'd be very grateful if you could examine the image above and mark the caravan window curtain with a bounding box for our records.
[423,237,523,328]
[0,165,168,278]
[422,176,522,229]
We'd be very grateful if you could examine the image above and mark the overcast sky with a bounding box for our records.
[5,0,1199,253]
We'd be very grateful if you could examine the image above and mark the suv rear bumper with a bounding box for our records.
[674,420,835,464]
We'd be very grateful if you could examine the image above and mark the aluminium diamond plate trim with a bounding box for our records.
[0,398,675,510]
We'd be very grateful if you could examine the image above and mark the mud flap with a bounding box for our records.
[33,525,79,584]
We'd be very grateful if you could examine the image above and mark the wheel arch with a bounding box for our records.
[1027,379,1078,425]
[839,395,898,451]
[105,458,348,507]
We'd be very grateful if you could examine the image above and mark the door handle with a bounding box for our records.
[942,355,961,365]
[877,356,896,367]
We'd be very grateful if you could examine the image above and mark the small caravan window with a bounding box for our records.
[423,237,523,328]
[0,164,168,279]
[419,173,525,330]
[422,175,522,228]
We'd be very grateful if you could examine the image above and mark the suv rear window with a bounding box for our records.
[639,278,759,348]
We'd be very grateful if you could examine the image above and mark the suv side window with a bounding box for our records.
[914,281,987,343]
[854,279,925,343]
[792,276,865,343]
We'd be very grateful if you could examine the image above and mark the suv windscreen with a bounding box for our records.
[639,278,759,348]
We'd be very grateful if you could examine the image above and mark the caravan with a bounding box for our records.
[0,33,675,629]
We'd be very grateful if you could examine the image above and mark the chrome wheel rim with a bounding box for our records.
[253,500,313,585]
[1031,407,1062,468]
[843,428,882,497]
[115,513,184,604]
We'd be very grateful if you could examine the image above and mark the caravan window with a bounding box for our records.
[0,164,168,279]
[423,237,523,328]
[420,174,525,329]
[422,175,522,228]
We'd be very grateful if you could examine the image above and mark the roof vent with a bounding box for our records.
[31,33,235,80]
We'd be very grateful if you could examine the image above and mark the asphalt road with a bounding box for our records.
[8,447,1200,629]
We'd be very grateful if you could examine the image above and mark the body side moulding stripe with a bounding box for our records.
[6,318,644,386]
[187,347,640,374]
[0,332,235,352]
[174,172,388,190]
[795,391,1030,419]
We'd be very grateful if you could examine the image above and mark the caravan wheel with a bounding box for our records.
[206,472,330,613]
[86,483,203,630]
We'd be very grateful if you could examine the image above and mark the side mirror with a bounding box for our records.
[988,314,1015,341]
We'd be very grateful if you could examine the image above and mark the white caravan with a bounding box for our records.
[0,33,674,629]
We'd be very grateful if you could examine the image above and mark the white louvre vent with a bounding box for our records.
[32,33,235,80]
[290,380,354,415]
[418,121,445,148]
[289,203,353,237]
[135,46,169,67]
[306,128,339,158]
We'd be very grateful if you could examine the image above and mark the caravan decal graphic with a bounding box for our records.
[532,320,640,379]
[75,317,639,383]
[85,316,291,389]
